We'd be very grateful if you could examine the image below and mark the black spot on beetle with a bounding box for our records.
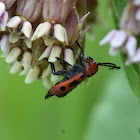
[80,74,84,78]
[60,86,66,90]
[69,80,79,87]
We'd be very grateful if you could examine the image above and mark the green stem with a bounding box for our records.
[78,0,87,52]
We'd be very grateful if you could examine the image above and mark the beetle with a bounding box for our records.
[45,41,120,99]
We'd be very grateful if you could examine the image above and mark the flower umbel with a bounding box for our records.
[0,0,89,88]
[99,0,140,66]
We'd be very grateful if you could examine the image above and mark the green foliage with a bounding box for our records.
[121,54,140,98]
[111,0,140,99]
[111,0,128,24]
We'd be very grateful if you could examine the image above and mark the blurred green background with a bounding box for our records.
[0,1,140,140]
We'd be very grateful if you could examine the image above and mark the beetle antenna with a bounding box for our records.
[97,63,120,70]
[76,40,84,54]
[68,45,80,57]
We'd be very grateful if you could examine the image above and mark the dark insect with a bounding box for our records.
[45,41,120,99]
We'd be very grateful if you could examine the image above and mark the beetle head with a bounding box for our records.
[85,56,98,77]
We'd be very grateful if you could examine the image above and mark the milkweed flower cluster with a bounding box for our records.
[99,0,140,66]
[0,0,89,88]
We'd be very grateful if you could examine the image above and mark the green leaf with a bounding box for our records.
[111,0,128,25]
[111,0,140,98]
[121,54,140,98]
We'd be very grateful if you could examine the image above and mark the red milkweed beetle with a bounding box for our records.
[45,41,120,99]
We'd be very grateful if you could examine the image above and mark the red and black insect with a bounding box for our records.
[45,41,120,99]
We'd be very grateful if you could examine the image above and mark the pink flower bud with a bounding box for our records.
[1,0,16,9]
[110,30,127,48]
[125,36,137,57]
[16,0,43,22]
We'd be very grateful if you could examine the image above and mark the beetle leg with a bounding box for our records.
[56,57,74,67]
[49,62,67,75]
[53,70,67,75]
[76,40,84,62]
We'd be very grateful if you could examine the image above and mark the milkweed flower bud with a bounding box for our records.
[125,48,140,65]
[54,24,68,45]
[130,48,140,62]
[0,0,89,88]
[64,48,74,70]
[48,46,62,62]
[25,66,40,84]
[21,52,32,70]
[0,34,10,54]
[38,46,53,61]
[125,36,137,58]
[5,47,21,63]
[41,64,51,78]
[99,30,117,46]
[99,30,128,56]
[43,76,51,89]
[10,61,22,74]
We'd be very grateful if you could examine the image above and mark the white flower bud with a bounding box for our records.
[31,22,51,41]
[48,46,62,62]
[38,46,53,61]
[42,76,51,89]
[54,24,68,45]
[24,38,32,49]
[10,61,22,74]
[41,64,51,78]
[25,66,40,84]
[7,16,22,28]
[64,48,74,66]
[22,52,32,70]
[19,69,29,76]
[21,21,32,38]
[9,34,19,43]
[0,34,9,53]
[5,47,21,63]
